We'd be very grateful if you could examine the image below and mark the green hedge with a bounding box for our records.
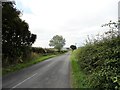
[74,33,120,89]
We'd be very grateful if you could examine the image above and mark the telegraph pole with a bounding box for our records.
[118,1,120,34]
[0,1,9,90]
[0,1,2,90]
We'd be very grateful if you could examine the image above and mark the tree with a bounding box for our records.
[70,45,77,51]
[2,1,37,65]
[49,35,65,51]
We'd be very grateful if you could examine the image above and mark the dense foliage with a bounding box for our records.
[70,45,77,51]
[31,47,56,54]
[2,1,37,66]
[31,47,67,55]
[73,22,120,89]
[32,47,46,54]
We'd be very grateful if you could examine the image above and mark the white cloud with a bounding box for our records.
[15,0,119,47]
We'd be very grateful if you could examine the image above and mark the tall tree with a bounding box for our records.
[2,1,37,64]
[70,45,77,51]
[49,35,65,51]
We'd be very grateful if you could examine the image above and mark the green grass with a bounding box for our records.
[70,50,89,88]
[2,54,57,76]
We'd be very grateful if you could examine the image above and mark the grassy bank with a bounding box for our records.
[70,50,89,88]
[3,53,62,76]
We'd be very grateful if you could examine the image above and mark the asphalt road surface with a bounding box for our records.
[2,52,71,88]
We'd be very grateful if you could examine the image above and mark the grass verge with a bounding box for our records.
[70,50,89,88]
[3,54,58,76]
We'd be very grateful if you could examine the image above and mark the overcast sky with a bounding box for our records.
[14,0,119,48]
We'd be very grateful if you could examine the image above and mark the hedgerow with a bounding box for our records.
[74,21,120,89]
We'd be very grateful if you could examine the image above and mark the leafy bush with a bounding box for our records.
[32,47,45,54]
[74,22,120,89]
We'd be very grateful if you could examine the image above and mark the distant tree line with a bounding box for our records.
[2,1,37,66]
[31,47,67,55]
